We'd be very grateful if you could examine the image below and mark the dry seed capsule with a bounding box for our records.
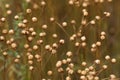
[29,66,34,70]
[14,58,19,63]
[9,29,14,34]
[26,9,32,13]
[5,4,10,8]
[56,61,62,67]
[105,55,111,60]
[1,17,6,22]
[111,58,116,63]
[42,24,48,29]
[62,22,67,27]
[32,17,37,22]
[33,45,38,50]
[50,17,55,22]
[40,1,46,6]
[95,59,100,64]
[59,39,65,44]
[47,70,53,76]
[2,52,8,56]
[66,51,72,57]
[7,10,12,15]
[11,43,17,48]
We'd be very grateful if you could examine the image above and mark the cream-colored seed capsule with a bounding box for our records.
[40,1,46,6]
[33,45,38,50]
[39,32,46,37]
[80,76,86,80]
[66,51,72,57]
[59,39,65,44]
[70,36,75,41]
[35,54,40,59]
[89,66,94,70]
[71,20,76,24]
[62,59,67,64]
[11,43,17,48]
[26,0,31,3]
[62,22,67,27]
[68,69,74,74]
[81,62,87,66]
[56,61,62,67]
[16,55,21,58]
[29,66,34,70]
[3,52,8,56]
[77,69,81,74]
[68,0,74,5]
[101,31,106,36]
[81,36,86,41]
[95,59,100,64]
[52,43,58,48]
[91,48,96,52]
[2,29,8,34]
[23,19,28,24]
[28,60,33,64]
[83,11,88,16]
[32,17,37,22]
[7,10,12,15]
[26,9,32,13]
[9,29,14,34]
[47,70,53,76]
[51,49,57,54]
[28,36,33,41]
[102,65,108,69]
[6,40,11,45]
[95,16,101,20]
[5,4,10,8]
[29,27,34,32]
[69,63,74,68]
[14,58,19,63]
[94,76,99,80]
[90,20,95,24]
[52,34,58,38]
[108,0,112,2]
[106,12,111,17]
[96,41,101,46]
[81,42,86,47]
[66,58,72,63]
[50,17,55,22]
[66,76,71,80]
[0,36,5,41]
[82,2,88,7]
[33,3,39,9]
[45,45,51,50]
[81,20,87,25]
[37,39,43,45]
[105,55,111,60]
[92,43,96,48]
[14,15,19,20]
[1,17,6,22]
[111,58,116,63]
[110,74,116,79]
[42,24,48,29]
[81,70,87,75]
[31,32,36,36]
[58,67,63,73]
[28,54,33,60]
[100,35,105,40]
[10,38,15,42]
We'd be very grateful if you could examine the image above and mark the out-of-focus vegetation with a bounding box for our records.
[0,0,120,80]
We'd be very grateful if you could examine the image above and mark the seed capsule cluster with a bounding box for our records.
[0,0,118,80]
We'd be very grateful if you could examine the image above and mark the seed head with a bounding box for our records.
[32,17,37,22]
